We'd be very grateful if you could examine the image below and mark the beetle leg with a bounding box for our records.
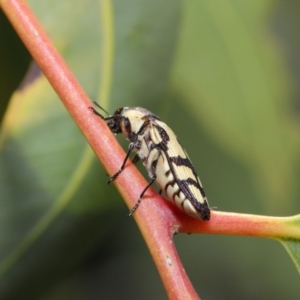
[108,143,135,184]
[128,174,157,217]
[128,151,160,216]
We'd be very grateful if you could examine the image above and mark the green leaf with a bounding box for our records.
[280,239,300,274]
[171,0,297,213]
[277,214,300,274]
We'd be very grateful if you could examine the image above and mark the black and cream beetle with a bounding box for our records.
[90,103,211,221]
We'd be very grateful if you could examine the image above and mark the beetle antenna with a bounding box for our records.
[93,101,110,116]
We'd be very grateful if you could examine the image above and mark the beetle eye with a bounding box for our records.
[107,120,121,134]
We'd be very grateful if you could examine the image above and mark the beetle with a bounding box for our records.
[89,103,210,221]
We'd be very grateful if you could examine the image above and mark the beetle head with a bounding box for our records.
[105,107,127,134]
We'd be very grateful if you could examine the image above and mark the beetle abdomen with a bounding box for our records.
[155,151,210,220]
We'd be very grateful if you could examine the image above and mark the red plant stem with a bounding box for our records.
[0,0,201,298]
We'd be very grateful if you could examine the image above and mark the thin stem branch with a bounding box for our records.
[179,211,300,240]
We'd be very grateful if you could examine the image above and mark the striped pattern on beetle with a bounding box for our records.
[90,104,211,221]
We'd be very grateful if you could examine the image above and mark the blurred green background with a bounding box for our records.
[1,0,300,299]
